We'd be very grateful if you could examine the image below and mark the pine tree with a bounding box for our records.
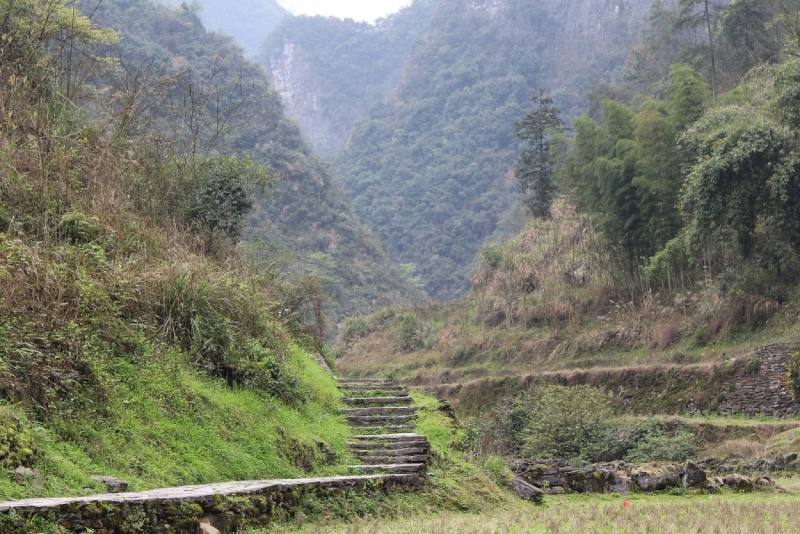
[513,90,565,219]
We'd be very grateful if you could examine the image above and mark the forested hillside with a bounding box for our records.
[265,0,661,300]
[329,0,658,300]
[263,1,440,159]
[86,0,425,329]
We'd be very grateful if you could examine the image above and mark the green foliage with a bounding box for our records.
[625,430,701,463]
[395,312,423,353]
[0,407,38,469]
[681,104,800,257]
[0,0,361,505]
[341,318,370,345]
[57,212,104,245]
[480,384,704,464]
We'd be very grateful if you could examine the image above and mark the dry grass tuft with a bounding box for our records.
[657,324,676,350]
[705,439,769,459]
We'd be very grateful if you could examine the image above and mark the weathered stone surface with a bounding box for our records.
[630,464,682,492]
[699,453,800,476]
[512,460,635,495]
[13,466,42,496]
[443,343,800,418]
[683,461,706,488]
[754,476,786,493]
[689,480,721,494]
[199,521,220,534]
[508,476,544,502]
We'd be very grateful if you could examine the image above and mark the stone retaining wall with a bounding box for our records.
[0,474,422,533]
[440,344,800,417]
[716,344,797,416]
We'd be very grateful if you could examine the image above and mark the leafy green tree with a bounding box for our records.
[513,90,565,218]
[682,104,800,257]
[187,156,270,243]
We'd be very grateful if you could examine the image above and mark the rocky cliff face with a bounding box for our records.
[269,37,346,158]
[263,1,440,160]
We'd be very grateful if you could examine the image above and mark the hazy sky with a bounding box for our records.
[277,0,411,23]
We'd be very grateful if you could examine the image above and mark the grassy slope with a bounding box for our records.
[0,344,352,501]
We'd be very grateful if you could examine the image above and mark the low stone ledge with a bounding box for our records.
[0,473,423,533]
[512,458,788,495]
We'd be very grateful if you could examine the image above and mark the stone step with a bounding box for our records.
[353,447,428,457]
[341,391,409,399]
[349,433,426,441]
[348,441,428,451]
[338,379,394,385]
[343,396,413,405]
[356,455,430,465]
[349,425,417,433]
[347,415,416,426]
[348,463,425,474]
[340,385,407,392]
[342,407,419,417]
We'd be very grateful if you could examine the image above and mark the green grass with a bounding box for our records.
[0,344,353,501]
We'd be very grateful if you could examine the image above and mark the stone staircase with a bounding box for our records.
[339,378,430,476]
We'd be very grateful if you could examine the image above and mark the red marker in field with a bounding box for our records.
[622,501,630,508]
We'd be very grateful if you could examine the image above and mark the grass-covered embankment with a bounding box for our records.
[0,343,352,501]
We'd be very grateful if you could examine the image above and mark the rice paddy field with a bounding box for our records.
[261,488,800,534]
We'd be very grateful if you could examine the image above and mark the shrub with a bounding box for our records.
[57,212,103,244]
[185,156,269,243]
[394,312,423,353]
[625,430,701,463]
[520,385,614,460]
[584,418,666,463]
[341,318,369,344]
